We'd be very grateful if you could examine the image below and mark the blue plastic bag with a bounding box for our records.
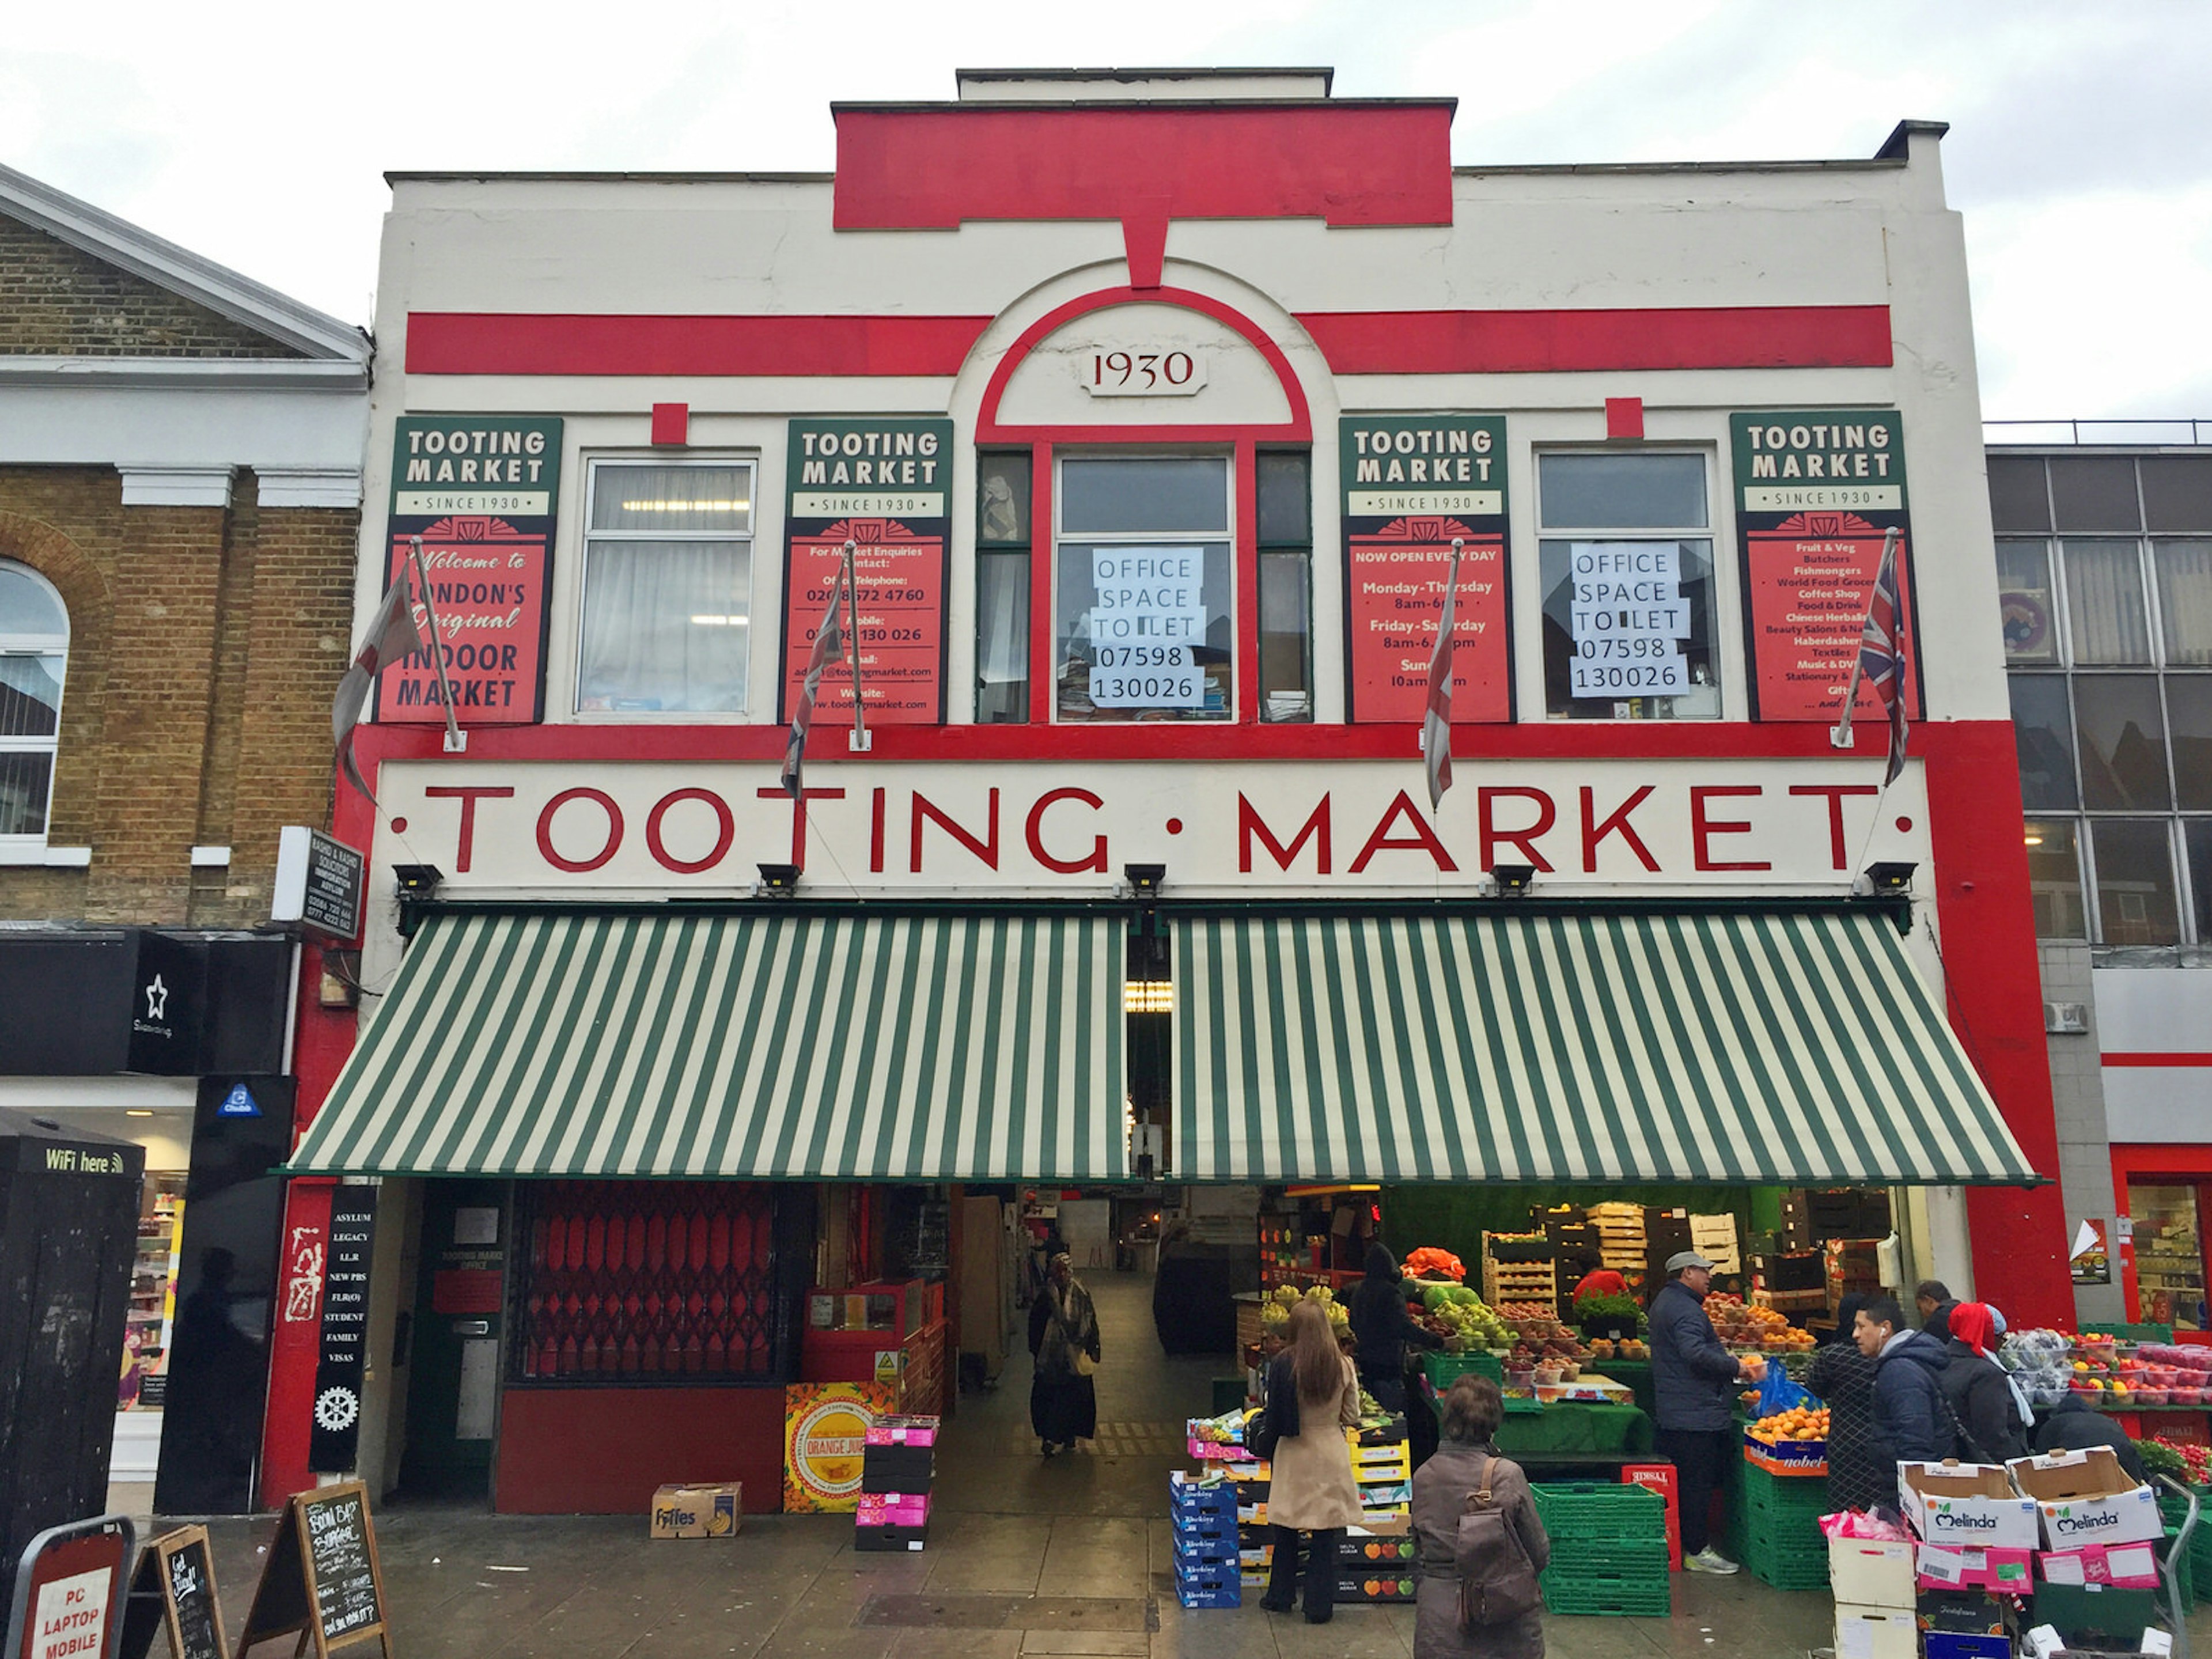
[1756,1368,1816,1417]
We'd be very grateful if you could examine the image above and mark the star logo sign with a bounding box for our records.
[145,975,169,1021]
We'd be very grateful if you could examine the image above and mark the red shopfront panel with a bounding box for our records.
[495,1386,787,1513]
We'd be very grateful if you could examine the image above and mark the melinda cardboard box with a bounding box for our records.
[2006,1448,2161,1550]
[2039,1541,2162,1590]
[650,1481,742,1539]
[1899,1461,2041,1552]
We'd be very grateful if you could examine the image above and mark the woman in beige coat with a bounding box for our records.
[1262,1300,1365,1622]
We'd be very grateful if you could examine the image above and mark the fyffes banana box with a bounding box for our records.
[650,1481,743,1538]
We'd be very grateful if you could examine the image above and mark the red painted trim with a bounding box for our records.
[1297,305,1893,374]
[1123,212,1168,290]
[347,714,1975,770]
[405,313,991,377]
[832,104,1456,231]
[1605,397,1645,440]
[1920,721,2073,1330]
[976,286,1312,442]
[2105,1053,2212,1068]
[495,1386,788,1513]
[258,1176,335,1509]
[2108,1147,2212,1323]
[650,402,689,445]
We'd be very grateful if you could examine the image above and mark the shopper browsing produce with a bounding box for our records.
[1808,1293,1892,1512]
[1855,1295,1953,1468]
[1350,1242,1441,1414]
[1262,1300,1365,1624]
[1938,1302,2029,1464]
[1649,1250,1767,1576]
[2032,1392,2149,1482]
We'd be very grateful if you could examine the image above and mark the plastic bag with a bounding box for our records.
[1757,1368,1816,1418]
[1820,1510,1911,1541]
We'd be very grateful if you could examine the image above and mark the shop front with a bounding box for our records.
[262,69,2071,1509]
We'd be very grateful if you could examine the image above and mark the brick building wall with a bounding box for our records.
[0,215,303,358]
[0,467,357,926]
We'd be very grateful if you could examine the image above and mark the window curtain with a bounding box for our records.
[2158,541,2212,666]
[578,541,749,713]
[2065,540,2152,663]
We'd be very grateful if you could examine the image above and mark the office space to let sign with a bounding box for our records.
[781,418,952,725]
[1339,415,1512,723]
[1730,410,1922,723]
[377,415,562,726]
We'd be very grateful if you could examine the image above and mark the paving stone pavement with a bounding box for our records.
[102,1271,2212,1656]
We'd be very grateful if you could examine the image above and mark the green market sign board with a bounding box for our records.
[377,415,561,725]
[1730,410,1922,723]
[780,418,952,726]
[1340,414,1511,723]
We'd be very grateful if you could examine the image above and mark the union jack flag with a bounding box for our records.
[1832,527,1908,785]
[781,560,851,798]
[1422,540,1464,810]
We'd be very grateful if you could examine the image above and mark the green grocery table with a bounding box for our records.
[1494,1403,1655,1456]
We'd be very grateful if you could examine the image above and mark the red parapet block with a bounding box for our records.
[1298,305,1895,374]
[406,312,993,377]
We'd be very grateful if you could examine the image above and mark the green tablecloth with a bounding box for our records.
[1494,1403,1654,1456]
[1591,1359,1656,1418]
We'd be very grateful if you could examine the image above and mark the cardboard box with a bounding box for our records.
[2008,1448,2162,1550]
[1834,1603,1918,1659]
[860,1443,934,1491]
[853,1522,927,1553]
[1922,1634,2010,1659]
[855,1491,929,1528]
[2037,1541,2162,1590]
[649,1481,742,1539]
[1900,1461,2042,1552]
[1829,1538,1915,1608]
[1916,1588,2014,1635]
[1914,1543,2033,1593]
[865,1414,940,1447]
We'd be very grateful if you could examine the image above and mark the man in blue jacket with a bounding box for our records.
[1855,1294,1954,1482]
[1650,1250,1767,1574]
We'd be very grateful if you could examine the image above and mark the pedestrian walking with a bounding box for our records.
[1262,1300,1364,1623]
[1807,1293,1891,1511]
[1350,1242,1441,1414]
[1411,1374,1551,1659]
[1854,1295,1954,1468]
[1028,1252,1099,1455]
[1939,1302,2031,1464]
[1648,1250,1767,1574]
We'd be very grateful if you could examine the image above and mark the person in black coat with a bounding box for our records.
[2032,1394,2149,1483]
[1857,1295,1954,1469]
[1916,1279,1960,1342]
[1347,1242,1439,1413]
[1809,1294,1891,1511]
[1649,1251,1766,1574]
[1938,1302,2029,1464]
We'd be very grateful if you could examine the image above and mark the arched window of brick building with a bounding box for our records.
[0,559,69,838]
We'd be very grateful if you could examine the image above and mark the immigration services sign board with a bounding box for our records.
[780,418,952,727]
[1730,411,1922,725]
[367,756,1929,900]
[376,415,561,726]
[1340,415,1511,724]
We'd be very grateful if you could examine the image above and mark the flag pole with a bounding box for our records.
[843,538,870,753]
[409,536,467,754]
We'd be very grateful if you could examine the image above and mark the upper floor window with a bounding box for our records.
[1054,455,1233,722]
[0,561,67,838]
[577,460,754,714]
[1536,452,1721,719]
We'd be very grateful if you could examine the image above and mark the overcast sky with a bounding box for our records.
[5,0,2207,422]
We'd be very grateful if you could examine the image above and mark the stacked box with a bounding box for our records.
[1532,1482,1671,1617]
[1824,1238,1884,1301]
[855,1416,936,1551]
[1585,1203,1647,1274]
[1726,1457,1831,1590]
[1806,1187,1892,1243]
[1482,1232,1558,1309]
[1687,1214,1741,1276]
[1170,1471,1242,1608]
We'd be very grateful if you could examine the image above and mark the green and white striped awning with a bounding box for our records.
[1173,908,2036,1186]
[289,908,1125,1181]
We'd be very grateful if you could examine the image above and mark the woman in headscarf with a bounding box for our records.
[1028,1252,1100,1456]
[1940,1302,2029,1464]
[1262,1300,1365,1623]
[1807,1293,1891,1512]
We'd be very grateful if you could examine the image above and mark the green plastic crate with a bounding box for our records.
[1422,1350,1505,1389]
[2031,1582,2159,1647]
[2085,1321,2175,1343]
[1539,1567,1672,1618]
[1532,1482,1664,1539]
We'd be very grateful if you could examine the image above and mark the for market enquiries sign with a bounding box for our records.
[1730,411,1922,724]
[377,415,562,726]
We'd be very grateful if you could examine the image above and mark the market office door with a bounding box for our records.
[399,1179,507,1498]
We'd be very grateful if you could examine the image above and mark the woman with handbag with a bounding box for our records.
[1028,1253,1100,1456]
[1259,1300,1364,1622]
[1411,1375,1551,1659]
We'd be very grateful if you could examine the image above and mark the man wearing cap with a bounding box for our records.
[1650,1249,1768,1574]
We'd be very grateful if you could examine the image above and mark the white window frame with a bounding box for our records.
[0,559,68,849]
[1050,448,1236,724]
[1533,446,1724,722]
[574,455,758,720]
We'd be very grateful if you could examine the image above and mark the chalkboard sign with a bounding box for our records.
[119,1527,226,1659]
[234,1483,388,1659]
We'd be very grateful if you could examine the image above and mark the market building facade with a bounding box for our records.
[269,69,2067,1513]
[0,162,369,1506]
